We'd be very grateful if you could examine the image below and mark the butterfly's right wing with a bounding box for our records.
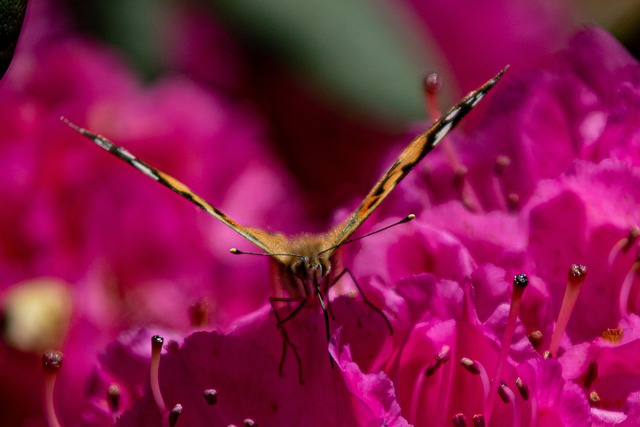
[62,118,279,255]
[326,67,508,254]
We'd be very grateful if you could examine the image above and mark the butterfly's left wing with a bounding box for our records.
[326,67,507,254]
[61,118,282,255]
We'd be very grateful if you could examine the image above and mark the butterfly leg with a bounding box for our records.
[333,268,393,335]
[314,279,335,369]
[269,296,305,383]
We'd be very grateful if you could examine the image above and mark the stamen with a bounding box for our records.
[420,73,482,213]
[497,382,511,404]
[472,414,486,427]
[436,345,452,363]
[150,335,167,413]
[584,361,598,389]
[452,413,468,427]
[549,265,587,357]
[602,327,623,344]
[589,391,601,407]
[203,389,218,406]
[506,193,520,210]
[424,361,441,377]
[413,345,453,425]
[42,350,64,427]
[244,419,257,427]
[423,72,443,119]
[168,404,182,427]
[461,357,481,375]
[515,377,529,401]
[453,165,482,212]
[618,254,639,317]
[432,345,454,427]
[107,384,120,413]
[425,345,451,376]
[608,226,640,266]
[460,358,490,402]
[518,375,538,427]
[491,156,511,211]
[485,274,528,425]
[498,383,520,427]
[527,330,543,349]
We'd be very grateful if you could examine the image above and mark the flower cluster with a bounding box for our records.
[2,2,640,427]
[76,27,640,426]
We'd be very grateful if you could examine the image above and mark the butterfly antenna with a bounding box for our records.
[319,214,416,255]
[230,248,304,258]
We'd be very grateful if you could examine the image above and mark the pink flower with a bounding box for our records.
[403,0,572,91]
[0,5,302,426]
[3,1,640,425]
[93,300,405,426]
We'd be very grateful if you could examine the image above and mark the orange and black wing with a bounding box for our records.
[327,67,507,253]
[61,118,279,254]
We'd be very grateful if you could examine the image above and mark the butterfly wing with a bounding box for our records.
[326,67,507,253]
[61,118,280,254]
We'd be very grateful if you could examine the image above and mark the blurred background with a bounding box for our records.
[1,0,640,425]
[37,0,640,217]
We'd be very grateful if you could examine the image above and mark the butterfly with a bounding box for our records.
[62,67,506,378]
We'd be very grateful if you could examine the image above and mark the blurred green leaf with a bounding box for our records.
[95,0,440,123]
[210,0,434,123]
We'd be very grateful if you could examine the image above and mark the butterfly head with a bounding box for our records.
[284,236,334,283]
[289,253,331,283]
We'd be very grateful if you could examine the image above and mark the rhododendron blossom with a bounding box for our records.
[60,27,640,427]
[2,1,640,426]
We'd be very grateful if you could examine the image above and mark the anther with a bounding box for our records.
[454,166,468,187]
[527,330,543,349]
[622,227,640,253]
[494,156,511,174]
[452,413,467,427]
[436,345,451,363]
[497,382,512,403]
[589,391,601,407]
[426,345,451,377]
[203,389,218,406]
[168,404,182,427]
[549,265,587,358]
[150,335,166,412]
[107,384,120,413]
[189,299,209,327]
[425,361,441,377]
[601,327,623,344]
[423,73,443,95]
[507,193,520,210]
[244,419,257,427]
[515,377,529,400]
[461,357,481,375]
[472,414,486,427]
